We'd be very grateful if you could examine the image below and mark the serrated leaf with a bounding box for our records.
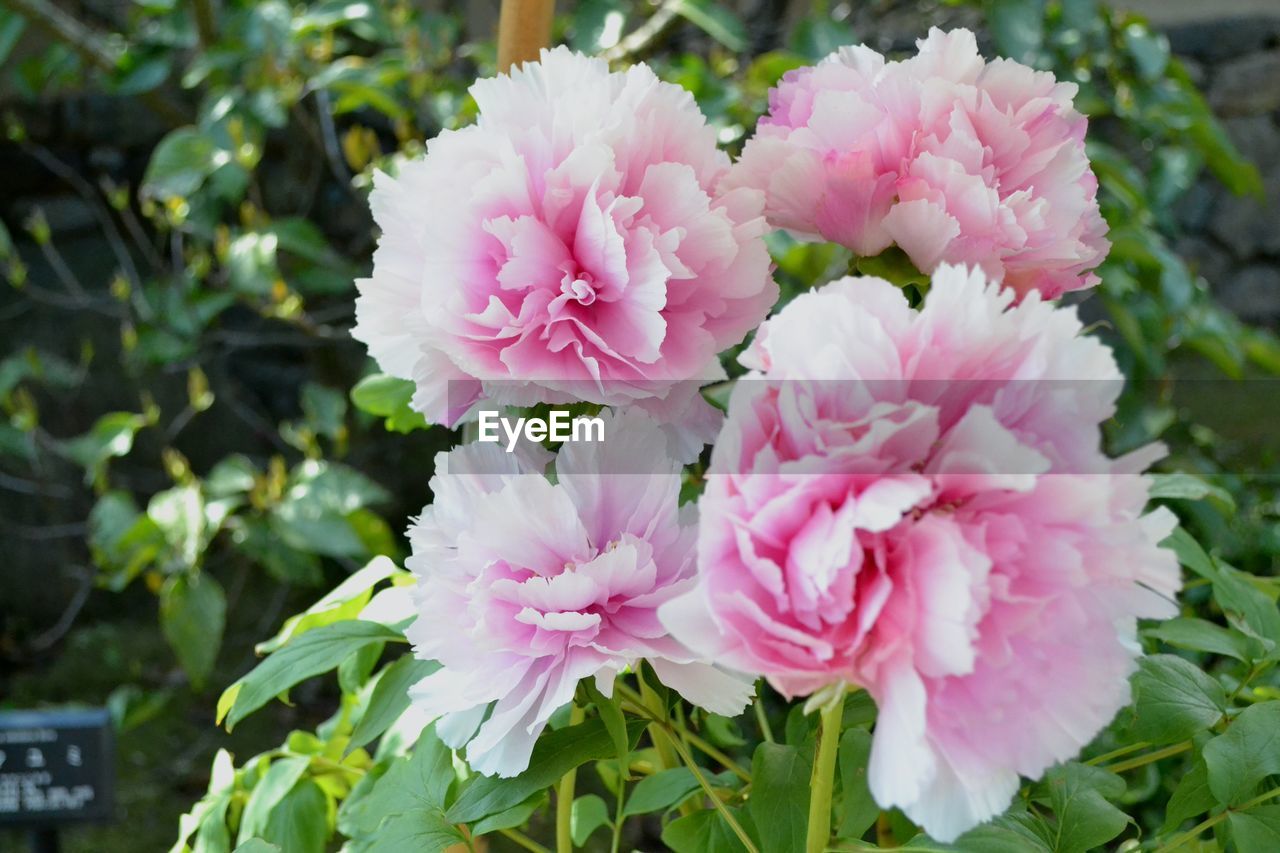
[1131,654,1226,743]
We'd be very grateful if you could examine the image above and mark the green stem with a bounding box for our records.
[754,696,775,744]
[1085,741,1149,766]
[668,733,760,853]
[1102,741,1191,774]
[556,704,586,853]
[1156,786,1280,852]
[610,759,627,853]
[501,827,553,853]
[806,694,845,853]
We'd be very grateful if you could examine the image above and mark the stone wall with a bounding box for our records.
[1146,6,1280,326]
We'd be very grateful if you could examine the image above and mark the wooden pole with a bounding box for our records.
[496,0,555,72]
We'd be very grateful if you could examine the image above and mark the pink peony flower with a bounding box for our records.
[354,47,777,435]
[659,264,1179,841]
[722,28,1109,300]
[405,411,754,778]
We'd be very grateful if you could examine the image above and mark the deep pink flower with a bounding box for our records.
[354,47,776,436]
[405,412,753,778]
[723,28,1109,299]
[660,264,1179,840]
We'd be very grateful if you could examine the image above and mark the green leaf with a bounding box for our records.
[1145,617,1261,662]
[219,620,404,730]
[988,0,1045,65]
[1162,755,1214,833]
[259,778,328,853]
[1204,701,1280,806]
[257,556,400,653]
[225,231,280,296]
[233,842,281,853]
[1131,654,1226,743]
[160,572,226,689]
[356,809,465,852]
[237,756,309,844]
[623,767,700,817]
[0,11,26,65]
[300,383,347,441]
[1123,24,1169,81]
[447,717,647,823]
[472,791,547,837]
[1164,527,1217,581]
[571,794,610,846]
[585,678,630,772]
[149,485,208,571]
[350,374,429,434]
[341,725,458,842]
[662,808,750,853]
[837,728,879,840]
[349,655,438,753]
[1041,763,1129,853]
[748,743,810,853]
[143,127,227,200]
[273,461,389,559]
[1230,806,1280,853]
[788,16,855,61]
[62,411,148,484]
[1148,472,1236,511]
[670,0,746,51]
[1214,566,1280,647]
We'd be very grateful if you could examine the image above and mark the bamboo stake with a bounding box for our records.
[496,0,555,72]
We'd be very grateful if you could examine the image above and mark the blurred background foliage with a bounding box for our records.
[1,0,1279,850]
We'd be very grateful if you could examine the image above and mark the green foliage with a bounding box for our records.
[3,0,1279,850]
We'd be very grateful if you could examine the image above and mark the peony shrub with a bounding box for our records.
[195,24,1275,853]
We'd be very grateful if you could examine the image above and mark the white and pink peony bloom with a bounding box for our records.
[404,411,753,778]
[723,28,1109,299]
[659,264,1179,841]
[354,47,777,438]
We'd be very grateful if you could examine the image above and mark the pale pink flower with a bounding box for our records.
[354,47,776,438]
[660,265,1179,840]
[405,411,753,778]
[723,28,1109,299]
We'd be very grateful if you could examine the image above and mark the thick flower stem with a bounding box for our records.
[806,694,845,853]
[556,704,586,853]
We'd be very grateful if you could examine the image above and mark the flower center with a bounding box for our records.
[560,271,597,306]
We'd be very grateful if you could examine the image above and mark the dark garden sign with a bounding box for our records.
[0,709,113,827]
